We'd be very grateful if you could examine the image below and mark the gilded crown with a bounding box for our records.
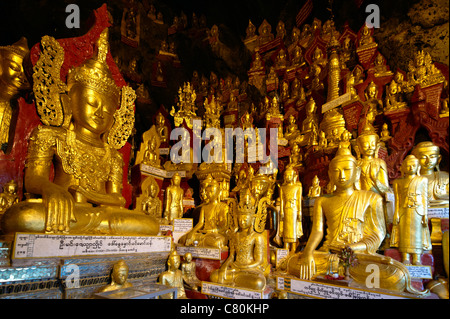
[238,189,257,215]
[67,29,120,102]
[0,37,29,58]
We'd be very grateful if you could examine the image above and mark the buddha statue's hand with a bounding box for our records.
[42,184,75,234]
[298,253,316,280]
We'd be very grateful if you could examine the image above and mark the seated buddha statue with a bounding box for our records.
[284,115,301,144]
[370,53,393,78]
[385,80,407,111]
[298,97,319,146]
[0,37,30,151]
[411,142,449,207]
[210,190,269,290]
[158,249,187,299]
[285,145,427,295]
[307,175,322,198]
[1,30,159,236]
[357,23,377,51]
[363,81,383,122]
[257,19,274,47]
[0,180,19,217]
[178,175,229,249]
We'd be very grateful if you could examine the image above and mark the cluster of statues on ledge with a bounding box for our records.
[0,10,448,299]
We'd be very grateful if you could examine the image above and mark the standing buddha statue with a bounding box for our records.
[391,155,431,265]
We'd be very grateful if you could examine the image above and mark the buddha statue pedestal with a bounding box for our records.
[384,248,435,292]
[201,281,273,299]
[0,233,171,299]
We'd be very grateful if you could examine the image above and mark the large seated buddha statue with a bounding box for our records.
[1,29,159,236]
[285,145,427,295]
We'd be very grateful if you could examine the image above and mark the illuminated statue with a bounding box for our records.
[0,37,30,150]
[279,167,303,253]
[138,176,162,219]
[97,260,133,293]
[210,190,269,290]
[284,114,301,144]
[286,146,426,294]
[391,155,431,265]
[0,180,19,216]
[163,173,184,224]
[411,142,449,207]
[181,252,201,291]
[370,53,393,78]
[385,80,407,111]
[179,175,229,249]
[355,123,391,195]
[308,175,322,198]
[1,29,159,236]
[158,249,187,299]
[406,50,445,92]
[258,19,274,47]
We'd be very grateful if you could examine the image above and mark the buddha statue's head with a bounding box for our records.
[401,155,420,177]
[66,29,121,140]
[411,141,442,174]
[2,180,18,195]
[388,80,399,95]
[356,123,379,158]
[237,189,256,229]
[0,37,30,99]
[284,166,297,184]
[156,112,165,126]
[329,147,360,191]
[171,173,181,186]
[168,249,181,271]
[148,180,158,198]
[365,81,378,100]
[184,252,193,263]
[111,260,129,285]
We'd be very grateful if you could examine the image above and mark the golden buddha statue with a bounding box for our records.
[158,249,187,299]
[286,143,303,171]
[406,50,445,92]
[275,48,288,70]
[279,166,303,253]
[364,81,383,117]
[280,80,290,102]
[258,19,274,47]
[286,145,425,294]
[178,175,229,249]
[289,45,306,70]
[250,51,264,72]
[370,53,393,78]
[380,123,392,144]
[299,97,319,145]
[357,23,377,50]
[353,65,365,85]
[1,30,159,236]
[97,260,133,293]
[276,20,286,40]
[155,112,169,144]
[299,24,313,48]
[181,252,201,291]
[411,142,449,207]
[355,123,391,196]
[284,115,301,144]
[385,80,407,111]
[390,155,431,265]
[163,173,184,224]
[137,176,162,219]
[210,190,269,290]
[0,180,19,216]
[142,134,162,168]
[318,130,327,150]
[308,175,322,198]
[245,20,257,40]
[0,37,30,151]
